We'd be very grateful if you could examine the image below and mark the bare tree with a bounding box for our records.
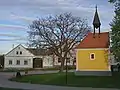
[28,13,91,72]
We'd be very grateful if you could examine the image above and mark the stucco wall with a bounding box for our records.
[42,56,53,67]
[4,56,33,68]
[76,49,110,71]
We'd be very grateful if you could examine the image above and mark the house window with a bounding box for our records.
[9,60,12,65]
[90,53,95,60]
[73,58,76,63]
[66,58,70,63]
[18,47,20,49]
[24,60,28,65]
[16,51,18,55]
[16,60,20,65]
[58,58,61,63]
[20,51,22,55]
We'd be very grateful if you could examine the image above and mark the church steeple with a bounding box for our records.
[93,5,101,38]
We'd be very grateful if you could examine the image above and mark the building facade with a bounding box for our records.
[4,44,53,68]
[4,44,76,69]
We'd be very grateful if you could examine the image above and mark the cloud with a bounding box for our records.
[0,0,114,26]
[0,38,27,41]
[0,39,14,41]
[0,24,28,30]
[0,33,28,41]
[0,33,23,37]
[10,14,35,23]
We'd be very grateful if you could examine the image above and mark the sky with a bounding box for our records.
[0,0,114,54]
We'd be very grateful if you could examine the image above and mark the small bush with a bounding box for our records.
[16,71,21,78]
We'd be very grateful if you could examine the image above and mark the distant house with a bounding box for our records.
[4,44,53,69]
[4,44,76,69]
[53,48,76,66]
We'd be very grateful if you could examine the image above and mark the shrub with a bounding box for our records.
[16,71,21,78]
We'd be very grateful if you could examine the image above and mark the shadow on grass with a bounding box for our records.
[0,87,25,90]
[10,72,120,89]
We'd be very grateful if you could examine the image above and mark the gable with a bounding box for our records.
[5,44,34,57]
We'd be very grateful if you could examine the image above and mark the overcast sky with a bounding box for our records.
[0,0,114,54]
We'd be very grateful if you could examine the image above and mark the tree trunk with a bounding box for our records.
[59,57,65,72]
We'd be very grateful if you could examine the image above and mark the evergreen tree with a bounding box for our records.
[109,0,120,61]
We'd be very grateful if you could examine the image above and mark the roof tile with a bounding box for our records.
[76,32,109,49]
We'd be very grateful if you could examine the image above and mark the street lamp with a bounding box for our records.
[66,57,68,84]
[66,57,70,84]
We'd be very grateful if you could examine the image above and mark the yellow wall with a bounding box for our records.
[76,49,110,71]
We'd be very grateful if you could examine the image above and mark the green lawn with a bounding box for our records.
[10,72,120,89]
[0,87,24,90]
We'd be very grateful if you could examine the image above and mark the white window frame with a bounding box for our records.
[9,60,12,65]
[16,60,20,65]
[20,51,22,55]
[58,58,61,63]
[90,53,95,60]
[24,60,28,65]
[16,51,19,55]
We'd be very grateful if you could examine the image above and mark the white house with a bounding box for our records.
[4,44,54,69]
[4,44,76,69]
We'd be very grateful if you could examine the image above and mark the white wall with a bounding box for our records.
[53,48,76,66]
[54,56,76,66]
[4,56,33,68]
[43,56,53,67]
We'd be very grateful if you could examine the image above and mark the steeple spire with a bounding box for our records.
[93,5,101,38]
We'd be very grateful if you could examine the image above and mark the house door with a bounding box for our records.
[33,58,43,68]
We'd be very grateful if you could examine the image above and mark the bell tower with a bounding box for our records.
[93,5,101,38]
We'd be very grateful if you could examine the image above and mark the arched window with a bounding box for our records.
[90,53,95,60]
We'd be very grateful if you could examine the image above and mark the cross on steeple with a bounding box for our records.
[93,5,101,38]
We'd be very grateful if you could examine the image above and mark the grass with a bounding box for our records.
[10,72,120,89]
[0,87,24,90]
[41,65,76,71]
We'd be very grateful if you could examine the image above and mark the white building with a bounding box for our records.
[4,44,76,69]
[4,44,54,69]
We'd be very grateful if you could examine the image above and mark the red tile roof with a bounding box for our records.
[75,32,109,49]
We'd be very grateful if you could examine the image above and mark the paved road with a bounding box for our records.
[0,70,119,90]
